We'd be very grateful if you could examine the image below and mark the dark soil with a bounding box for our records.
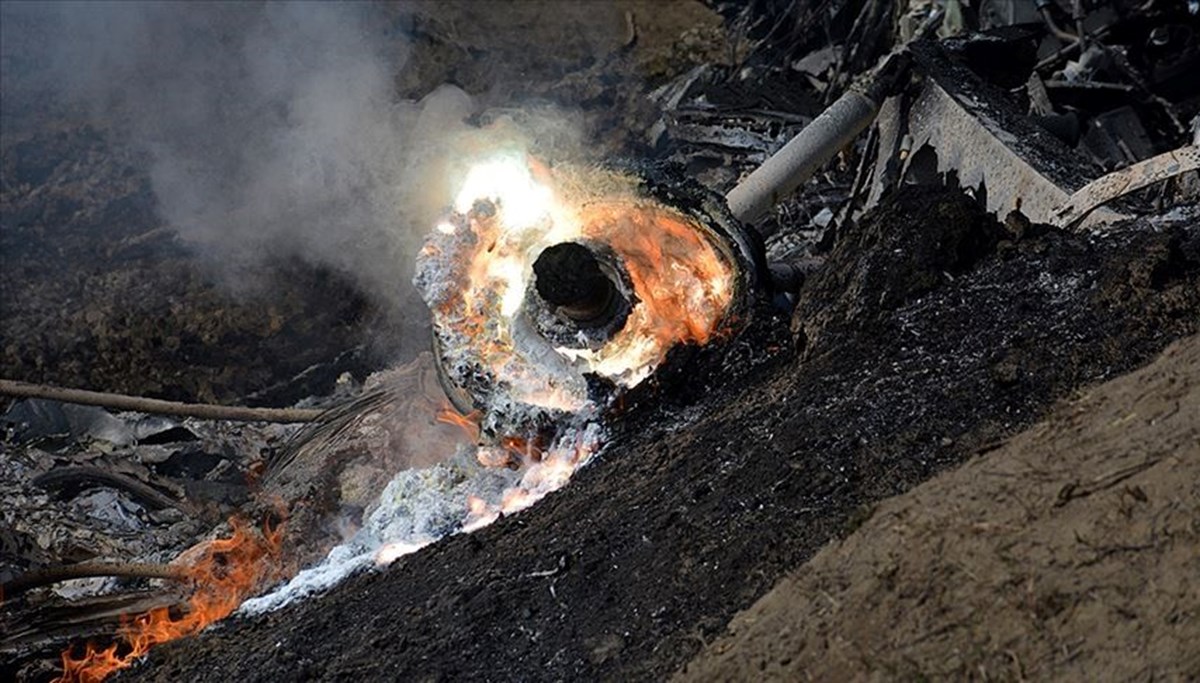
[0,124,390,406]
[130,188,1200,681]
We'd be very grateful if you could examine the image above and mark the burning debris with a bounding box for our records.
[56,518,284,683]
[239,153,768,613]
[417,155,760,424]
[6,147,772,677]
[415,153,763,529]
[0,400,300,681]
[2,1,1199,681]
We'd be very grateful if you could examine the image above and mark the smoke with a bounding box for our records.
[1,0,614,608]
[1,1,484,312]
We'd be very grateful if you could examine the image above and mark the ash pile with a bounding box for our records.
[2,1,1199,682]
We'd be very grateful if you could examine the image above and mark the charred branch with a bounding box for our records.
[2,562,188,601]
[0,379,326,423]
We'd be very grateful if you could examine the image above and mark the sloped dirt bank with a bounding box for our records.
[130,189,1199,682]
[679,332,1200,681]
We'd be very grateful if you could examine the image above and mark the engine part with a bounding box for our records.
[415,157,765,433]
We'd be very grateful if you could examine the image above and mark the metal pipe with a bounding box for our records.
[722,25,931,226]
[725,88,881,225]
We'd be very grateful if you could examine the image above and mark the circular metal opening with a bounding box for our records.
[528,240,634,350]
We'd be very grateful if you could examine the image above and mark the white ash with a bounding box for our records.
[415,213,597,426]
[241,445,517,614]
[241,419,605,615]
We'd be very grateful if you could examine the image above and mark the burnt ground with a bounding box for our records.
[130,189,1200,681]
[4,2,1200,680]
[0,92,417,409]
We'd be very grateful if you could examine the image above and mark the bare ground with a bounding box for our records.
[680,332,1200,681]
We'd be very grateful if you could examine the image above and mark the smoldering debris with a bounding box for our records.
[2,1,1199,681]
[0,399,295,661]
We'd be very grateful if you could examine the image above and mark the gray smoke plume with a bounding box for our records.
[1,0,480,311]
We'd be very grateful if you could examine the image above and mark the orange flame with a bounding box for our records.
[436,405,482,442]
[427,161,736,404]
[420,159,738,573]
[582,203,732,349]
[501,435,545,463]
[56,517,285,683]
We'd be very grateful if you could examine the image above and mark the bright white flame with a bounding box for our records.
[375,539,431,566]
[493,256,527,317]
[454,154,553,231]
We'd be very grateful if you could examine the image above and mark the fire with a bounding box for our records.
[500,487,535,513]
[375,539,431,566]
[28,153,740,668]
[562,202,733,384]
[463,422,603,529]
[436,405,482,442]
[412,154,738,548]
[453,153,555,231]
[416,153,738,419]
[56,518,285,683]
[461,494,500,533]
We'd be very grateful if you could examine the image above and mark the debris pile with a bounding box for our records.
[0,400,296,680]
[656,0,1199,255]
[241,153,765,613]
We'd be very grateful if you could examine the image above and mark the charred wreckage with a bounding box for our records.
[2,2,1199,681]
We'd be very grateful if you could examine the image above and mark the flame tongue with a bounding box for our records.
[57,518,285,683]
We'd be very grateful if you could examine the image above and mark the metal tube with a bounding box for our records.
[725,88,881,224]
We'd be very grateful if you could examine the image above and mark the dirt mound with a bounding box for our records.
[116,189,1199,682]
[679,333,1200,681]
